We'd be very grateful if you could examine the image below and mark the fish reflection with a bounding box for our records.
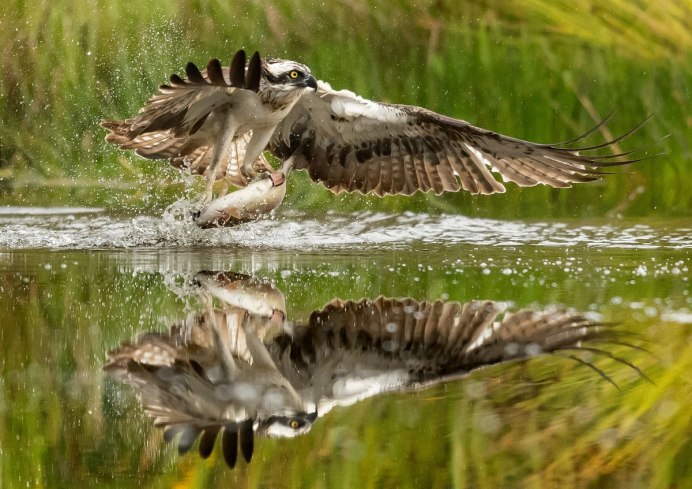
[104,271,641,469]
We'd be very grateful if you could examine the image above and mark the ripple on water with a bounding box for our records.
[0,206,690,250]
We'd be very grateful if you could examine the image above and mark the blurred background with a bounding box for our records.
[0,0,689,218]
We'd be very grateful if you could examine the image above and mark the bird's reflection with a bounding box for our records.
[104,271,641,469]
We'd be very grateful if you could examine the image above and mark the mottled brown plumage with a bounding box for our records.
[104,271,647,468]
[102,50,317,200]
[101,50,652,225]
[270,91,652,197]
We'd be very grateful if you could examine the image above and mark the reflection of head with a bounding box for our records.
[105,271,642,469]
[257,411,318,437]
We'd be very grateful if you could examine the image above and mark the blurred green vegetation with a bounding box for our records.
[0,247,689,488]
[0,0,689,218]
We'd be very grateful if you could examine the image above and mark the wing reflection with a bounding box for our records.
[104,270,638,469]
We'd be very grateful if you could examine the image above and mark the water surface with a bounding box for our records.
[0,208,689,488]
[0,206,690,250]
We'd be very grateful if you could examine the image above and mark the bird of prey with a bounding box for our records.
[104,270,647,468]
[102,50,316,209]
[101,50,651,227]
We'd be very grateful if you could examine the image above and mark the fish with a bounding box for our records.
[194,175,286,228]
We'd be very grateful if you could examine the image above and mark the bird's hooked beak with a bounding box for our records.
[305,75,318,91]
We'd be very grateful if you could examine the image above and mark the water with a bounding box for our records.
[0,206,690,249]
[0,208,690,488]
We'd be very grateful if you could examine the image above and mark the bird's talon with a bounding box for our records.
[268,171,285,187]
[240,166,258,183]
[197,190,215,206]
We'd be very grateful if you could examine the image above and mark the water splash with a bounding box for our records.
[0,206,689,250]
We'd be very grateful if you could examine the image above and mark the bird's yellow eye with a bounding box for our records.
[290,420,299,429]
[289,71,299,79]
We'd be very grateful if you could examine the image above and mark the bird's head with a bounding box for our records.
[261,58,318,93]
[256,410,318,438]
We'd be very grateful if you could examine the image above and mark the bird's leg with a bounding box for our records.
[239,128,275,182]
[203,116,239,203]
[280,154,297,175]
[265,154,297,187]
[241,314,285,373]
[217,178,231,198]
[264,152,299,187]
[202,295,241,379]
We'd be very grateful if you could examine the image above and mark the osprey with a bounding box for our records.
[104,270,647,468]
[102,50,650,227]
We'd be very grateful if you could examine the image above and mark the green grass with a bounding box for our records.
[0,0,689,217]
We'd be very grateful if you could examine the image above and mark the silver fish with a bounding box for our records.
[194,176,286,228]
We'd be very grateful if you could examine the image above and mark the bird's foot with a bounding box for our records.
[199,182,216,205]
[240,164,259,183]
[267,170,285,187]
[197,193,214,206]
[245,169,285,187]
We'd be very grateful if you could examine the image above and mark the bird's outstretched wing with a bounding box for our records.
[270,81,650,196]
[103,315,262,468]
[101,51,269,187]
[271,297,645,414]
[288,298,612,379]
[104,50,261,138]
[100,126,271,187]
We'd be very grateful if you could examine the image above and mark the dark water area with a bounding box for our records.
[0,208,690,488]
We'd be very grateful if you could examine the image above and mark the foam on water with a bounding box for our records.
[0,207,105,215]
[0,206,689,250]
